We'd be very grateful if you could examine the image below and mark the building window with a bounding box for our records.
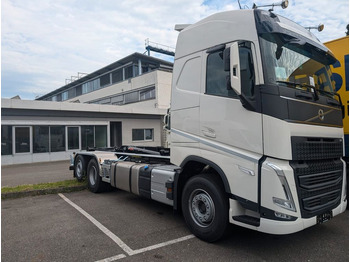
[1,125,12,155]
[100,74,111,87]
[206,50,238,98]
[50,126,65,152]
[112,69,123,83]
[62,91,68,101]
[124,91,139,104]
[81,125,107,149]
[132,129,153,141]
[125,65,133,79]
[81,126,95,149]
[56,93,62,102]
[82,78,100,94]
[140,88,155,101]
[111,95,124,105]
[68,88,76,99]
[15,127,31,153]
[68,127,80,150]
[33,126,49,153]
[76,85,82,96]
[95,126,107,147]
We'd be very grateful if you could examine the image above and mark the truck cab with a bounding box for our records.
[170,9,347,235]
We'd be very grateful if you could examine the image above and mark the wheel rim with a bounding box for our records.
[189,189,215,227]
[89,165,97,186]
[76,160,83,178]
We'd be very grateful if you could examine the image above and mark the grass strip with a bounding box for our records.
[1,179,87,199]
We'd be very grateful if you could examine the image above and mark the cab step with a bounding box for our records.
[232,215,260,227]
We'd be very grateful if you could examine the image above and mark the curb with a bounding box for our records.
[1,185,87,200]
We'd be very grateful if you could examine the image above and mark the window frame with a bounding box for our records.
[33,125,50,153]
[66,126,81,151]
[13,126,32,154]
[205,48,239,99]
[132,128,154,142]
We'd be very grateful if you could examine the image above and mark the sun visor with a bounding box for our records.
[254,9,329,54]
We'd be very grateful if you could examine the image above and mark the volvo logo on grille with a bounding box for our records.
[318,109,325,121]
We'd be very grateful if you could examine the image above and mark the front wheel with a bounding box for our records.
[182,174,228,242]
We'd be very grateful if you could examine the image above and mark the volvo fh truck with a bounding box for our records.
[70,9,347,242]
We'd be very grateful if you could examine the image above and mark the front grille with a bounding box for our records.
[291,137,343,160]
[290,159,343,218]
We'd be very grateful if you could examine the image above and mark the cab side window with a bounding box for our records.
[206,50,238,98]
[239,42,255,98]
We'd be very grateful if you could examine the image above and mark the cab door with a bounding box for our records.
[199,41,263,205]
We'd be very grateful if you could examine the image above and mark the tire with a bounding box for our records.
[182,174,228,242]
[74,155,86,181]
[87,158,110,193]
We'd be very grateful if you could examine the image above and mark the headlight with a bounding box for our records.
[266,162,296,212]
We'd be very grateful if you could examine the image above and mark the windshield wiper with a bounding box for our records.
[317,89,335,98]
[276,81,319,100]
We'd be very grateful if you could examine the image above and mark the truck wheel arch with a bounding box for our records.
[174,156,231,211]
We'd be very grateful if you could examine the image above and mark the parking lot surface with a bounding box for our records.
[1,160,72,187]
[2,190,349,262]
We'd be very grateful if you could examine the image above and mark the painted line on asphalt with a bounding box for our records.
[129,234,195,256]
[59,193,195,261]
[58,193,133,255]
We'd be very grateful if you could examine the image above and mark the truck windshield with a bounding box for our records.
[259,34,337,97]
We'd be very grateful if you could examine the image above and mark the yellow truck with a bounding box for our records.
[324,35,349,201]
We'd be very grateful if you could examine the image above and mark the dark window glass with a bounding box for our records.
[56,93,62,102]
[239,44,255,98]
[132,129,144,141]
[132,129,153,141]
[15,127,30,153]
[95,126,107,147]
[144,129,153,140]
[100,74,110,87]
[140,88,155,101]
[112,69,123,83]
[76,85,82,96]
[206,51,238,98]
[142,66,149,73]
[33,126,49,153]
[50,126,65,152]
[124,91,139,104]
[81,126,94,149]
[1,125,12,155]
[125,66,133,79]
[68,88,75,99]
[68,127,79,150]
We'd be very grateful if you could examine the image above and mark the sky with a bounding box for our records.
[1,0,349,100]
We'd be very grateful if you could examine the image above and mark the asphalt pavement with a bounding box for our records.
[2,190,349,262]
[1,160,73,187]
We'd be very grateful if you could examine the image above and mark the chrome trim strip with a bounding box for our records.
[171,128,259,163]
[280,96,341,111]
[305,109,334,122]
[239,166,255,176]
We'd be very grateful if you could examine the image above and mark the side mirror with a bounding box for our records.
[230,42,241,95]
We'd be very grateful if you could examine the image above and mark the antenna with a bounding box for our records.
[238,0,242,9]
[252,0,288,11]
[305,24,324,32]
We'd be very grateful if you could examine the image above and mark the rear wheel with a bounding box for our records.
[74,155,86,181]
[87,158,110,193]
[182,174,228,242]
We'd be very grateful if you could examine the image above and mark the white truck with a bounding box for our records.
[70,8,347,242]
